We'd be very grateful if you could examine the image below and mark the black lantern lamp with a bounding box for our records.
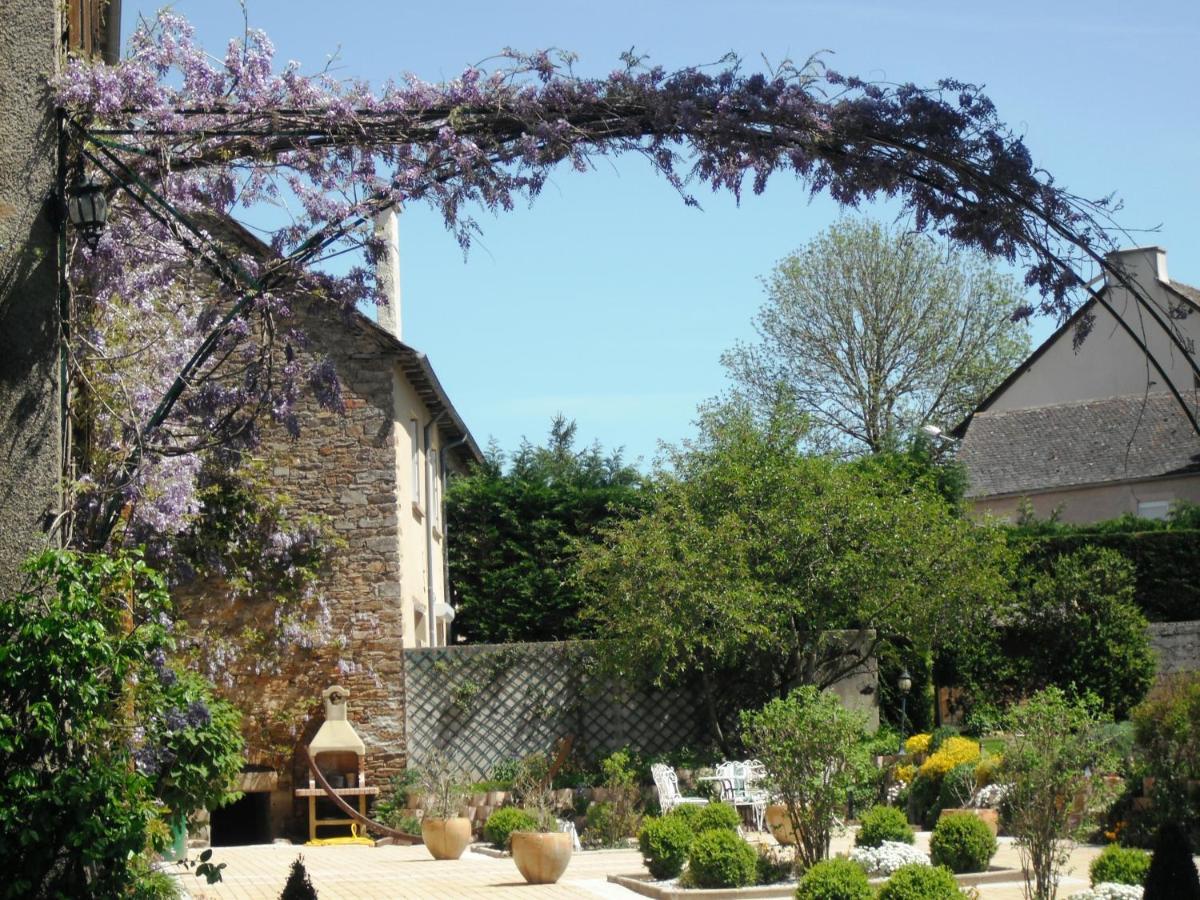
[898,669,913,753]
[67,175,109,246]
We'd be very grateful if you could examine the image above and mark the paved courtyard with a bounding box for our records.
[175,832,1170,899]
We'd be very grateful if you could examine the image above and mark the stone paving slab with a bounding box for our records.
[174,832,1197,900]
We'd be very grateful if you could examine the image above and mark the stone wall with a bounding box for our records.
[0,1,62,595]
[1148,620,1200,676]
[176,304,411,838]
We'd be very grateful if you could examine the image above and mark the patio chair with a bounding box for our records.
[650,763,709,815]
[712,759,769,832]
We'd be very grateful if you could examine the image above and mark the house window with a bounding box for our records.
[1137,499,1171,521]
[409,419,422,511]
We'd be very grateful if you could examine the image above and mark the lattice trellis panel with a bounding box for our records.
[404,641,703,777]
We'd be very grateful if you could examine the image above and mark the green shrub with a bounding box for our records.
[1144,822,1200,900]
[638,815,695,879]
[937,763,978,811]
[667,803,703,828]
[754,848,792,885]
[694,802,742,834]
[856,804,913,847]
[794,857,873,900]
[685,829,757,889]
[1132,672,1200,835]
[1089,844,1151,886]
[877,863,966,900]
[482,807,537,848]
[929,812,996,874]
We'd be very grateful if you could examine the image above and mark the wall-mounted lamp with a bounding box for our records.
[67,175,109,246]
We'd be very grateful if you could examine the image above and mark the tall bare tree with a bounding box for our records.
[723,218,1031,453]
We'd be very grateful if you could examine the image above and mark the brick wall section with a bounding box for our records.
[177,303,410,836]
[1148,620,1200,675]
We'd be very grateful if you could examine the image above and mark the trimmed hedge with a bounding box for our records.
[857,805,913,847]
[638,815,694,880]
[1090,844,1151,886]
[877,864,966,900]
[795,858,873,900]
[1016,528,1200,622]
[692,802,742,834]
[929,813,996,874]
[686,829,757,889]
[482,807,537,849]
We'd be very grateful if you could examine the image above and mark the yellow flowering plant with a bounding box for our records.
[904,733,932,756]
[918,736,981,780]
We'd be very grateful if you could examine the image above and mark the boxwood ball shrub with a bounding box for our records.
[693,802,742,834]
[686,829,757,889]
[929,812,997,874]
[638,815,695,880]
[483,807,538,848]
[666,803,703,828]
[1090,844,1151,886]
[857,805,914,847]
[877,863,967,900]
[794,858,873,900]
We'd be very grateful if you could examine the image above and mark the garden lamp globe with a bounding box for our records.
[67,175,108,246]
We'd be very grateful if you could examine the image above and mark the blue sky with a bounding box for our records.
[123,1,1200,467]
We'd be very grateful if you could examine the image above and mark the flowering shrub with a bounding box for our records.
[919,737,981,780]
[905,734,932,756]
[1066,886,1144,900]
[894,763,917,784]
[850,841,931,877]
[974,755,1003,788]
[972,783,1009,809]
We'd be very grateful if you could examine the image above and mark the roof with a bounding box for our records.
[355,315,484,469]
[951,275,1200,438]
[956,393,1200,499]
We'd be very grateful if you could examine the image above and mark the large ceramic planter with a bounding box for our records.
[510,831,572,884]
[939,807,1000,836]
[765,804,796,846]
[421,817,472,860]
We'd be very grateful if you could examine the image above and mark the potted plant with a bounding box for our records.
[417,751,471,860]
[508,753,572,884]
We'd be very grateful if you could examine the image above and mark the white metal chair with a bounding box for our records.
[713,759,769,832]
[651,763,709,815]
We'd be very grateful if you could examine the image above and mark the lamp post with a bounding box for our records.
[67,175,109,247]
[898,669,913,754]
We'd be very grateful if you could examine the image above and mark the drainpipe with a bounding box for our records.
[423,412,448,647]
[438,435,470,643]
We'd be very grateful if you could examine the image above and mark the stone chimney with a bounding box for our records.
[373,208,402,340]
[1105,246,1169,290]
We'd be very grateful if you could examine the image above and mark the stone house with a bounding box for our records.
[175,211,484,843]
[954,247,1200,524]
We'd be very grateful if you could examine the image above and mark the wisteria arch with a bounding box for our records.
[55,11,1199,549]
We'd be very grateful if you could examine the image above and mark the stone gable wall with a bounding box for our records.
[1148,620,1200,676]
[177,306,410,838]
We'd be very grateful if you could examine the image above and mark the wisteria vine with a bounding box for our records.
[54,10,1199,551]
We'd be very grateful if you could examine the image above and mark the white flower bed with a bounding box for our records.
[972,782,1010,808]
[1065,884,1144,900]
[850,840,931,876]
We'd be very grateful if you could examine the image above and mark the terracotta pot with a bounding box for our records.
[421,817,472,860]
[939,807,1000,837]
[510,831,572,884]
[765,804,796,846]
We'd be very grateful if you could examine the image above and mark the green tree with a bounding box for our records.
[946,547,1155,718]
[722,218,1030,454]
[1001,688,1113,900]
[0,550,243,898]
[579,402,1013,747]
[446,415,648,642]
[741,687,868,869]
